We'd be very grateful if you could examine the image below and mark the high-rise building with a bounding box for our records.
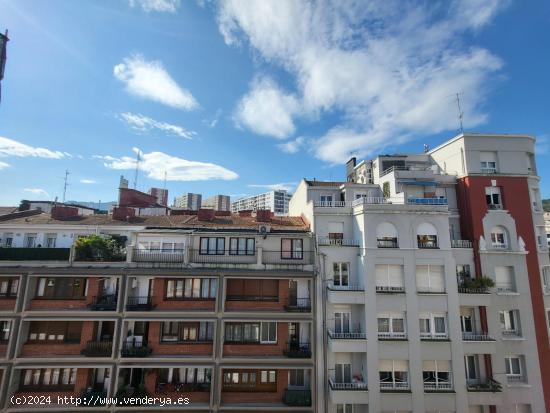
[148,187,168,207]
[231,190,291,215]
[202,194,231,211]
[289,132,549,413]
[174,192,202,210]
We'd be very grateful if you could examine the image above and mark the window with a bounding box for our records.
[416,265,445,293]
[334,363,351,383]
[319,194,333,206]
[422,360,452,389]
[45,233,57,248]
[165,278,217,300]
[327,222,344,242]
[377,222,398,248]
[225,322,277,344]
[137,241,184,252]
[27,321,82,343]
[379,360,409,388]
[20,368,77,389]
[2,233,13,247]
[35,277,86,299]
[500,310,521,336]
[160,321,213,342]
[419,314,447,339]
[505,356,523,381]
[281,238,303,259]
[199,237,225,255]
[464,355,478,381]
[460,311,474,333]
[480,151,497,173]
[495,266,516,293]
[289,369,305,387]
[159,367,211,385]
[490,226,508,248]
[226,279,278,301]
[229,238,255,255]
[332,262,349,287]
[456,264,472,285]
[485,187,502,209]
[0,277,18,298]
[378,313,406,338]
[260,322,277,343]
[417,223,438,248]
[222,369,276,392]
[375,264,404,292]
[334,312,350,334]
[543,267,550,293]
[24,233,37,248]
[0,321,10,341]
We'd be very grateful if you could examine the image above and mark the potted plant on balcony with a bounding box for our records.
[461,276,495,292]
[74,234,126,262]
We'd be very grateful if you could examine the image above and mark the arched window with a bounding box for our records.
[377,222,398,248]
[490,226,508,249]
[417,223,438,248]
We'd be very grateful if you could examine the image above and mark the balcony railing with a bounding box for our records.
[352,196,390,206]
[0,247,71,261]
[491,243,508,249]
[81,340,113,357]
[502,329,521,338]
[133,248,184,263]
[378,332,407,340]
[318,238,360,247]
[327,282,364,291]
[284,297,311,312]
[126,296,154,311]
[417,287,446,294]
[487,203,503,210]
[457,285,489,294]
[420,332,448,341]
[467,378,502,392]
[376,285,405,293]
[261,250,315,265]
[451,239,472,248]
[377,239,398,248]
[379,381,410,391]
[121,340,151,357]
[283,342,311,358]
[408,197,447,205]
[329,379,368,391]
[313,201,351,207]
[380,165,410,177]
[80,389,107,406]
[481,167,497,174]
[424,377,453,392]
[418,241,439,249]
[462,332,495,341]
[283,389,312,406]
[156,381,211,393]
[496,285,517,294]
[190,249,256,265]
[328,331,366,340]
[89,294,117,311]
[507,374,525,384]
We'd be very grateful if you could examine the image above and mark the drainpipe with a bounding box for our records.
[319,251,328,413]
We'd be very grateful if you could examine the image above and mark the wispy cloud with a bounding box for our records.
[203,109,222,128]
[0,161,10,170]
[80,179,97,184]
[0,136,68,159]
[277,137,307,154]
[248,182,296,192]
[217,0,507,162]
[24,188,50,198]
[114,54,199,110]
[95,148,238,181]
[536,134,549,155]
[127,0,180,13]
[117,112,196,139]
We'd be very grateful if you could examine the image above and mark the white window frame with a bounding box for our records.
[419,313,448,339]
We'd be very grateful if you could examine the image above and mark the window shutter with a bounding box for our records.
[262,279,279,298]
[393,360,408,371]
[389,265,403,288]
[416,265,429,290]
[375,265,387,286]
[226,279,243,297]
[430,266,445,292]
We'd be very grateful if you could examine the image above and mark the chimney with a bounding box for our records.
[197,208,215,221]
[51,205,79,220]
[256,209,272,223]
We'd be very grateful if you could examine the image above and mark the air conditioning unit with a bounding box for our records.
[258,225,271,237]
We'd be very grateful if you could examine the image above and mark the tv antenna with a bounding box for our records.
[163,171,167,191]
[133,150,141,189]
[62,169,70,202]
[455,92,464,134]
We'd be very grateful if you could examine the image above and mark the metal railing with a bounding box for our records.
[284,297,311,312]
[417,241,439,249]
[467,378,502,392]
[462,332,495,341]
[481,167,497,174]
[376,285,405,293]
[317,237,360,247]
[506,374,525,384]
[0,247,71,261]
[377,239,398,248]
[132,248,184,263]
[380,165,410,177]
[352,196,391,206]
[121,340,151,357]
[189,249,256,264]
[491,243,508,249]
[420,332,448,340]
[126,296,154,311]
[283,342,311,358]
[417,287,446,294]
[378,332,407,340]
[283,389,312,406]
[89,294,117,311]
[379,381,410,391]
[424,377,453,392]
[502,329,521,338]
[329,379,368,391]
[328,331,366,340]
[451,239,472,248]
[81,340,113,357]
[457,286,489,294]
[408,197,448,205]
[313,201,351,207]
[327,282,364,291]
[496,285,517,294]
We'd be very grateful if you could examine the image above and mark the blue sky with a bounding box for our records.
[0,0,549,206]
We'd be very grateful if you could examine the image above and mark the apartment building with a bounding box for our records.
[0,207,316,412]
[289,133,549,413]
[148,188,169,207]
[202,195,231,212]
[232,190,291,216]
[174,193,202,211]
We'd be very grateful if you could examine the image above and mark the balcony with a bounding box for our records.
[376,285,405,294]
[313,201,351,208]
[283,389,312,406]
[190,249,256,265]
[452,239,473,248]
[126,296,154,311]
[424,377,453,392]
[133,248,184,263]
[121,341,151,357]
[318,237,360,247]
[507,374,526,385]
[467,378,502,392]
[501,329,522,339]
[329,380,368,391]
[379,381,410,392]
[496,285,517,294]
[283,342,311,358]
[417,241,439,249]
[457,284,490,294]
[378,332,407,341]
[89,294,117,311]
[420,332,449,341]
[408,197,447,205]
[328,378,368,404]
[377,239,398,248]
[327,283,364,304]
[0,247,70,261]
[462,332,495,341]
[81,341,113,357]
[328,331,367,352]
[284,297,311,312]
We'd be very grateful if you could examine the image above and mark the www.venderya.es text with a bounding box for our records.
[11,395,190,407]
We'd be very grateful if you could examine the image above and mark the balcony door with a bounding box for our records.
[288,280,298,305]
[334,312,350,334]
[464,355,479,383]
[460,314,474,334]
[335,363,351,384]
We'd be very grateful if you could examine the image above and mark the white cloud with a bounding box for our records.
[128,0,180,13]
[114,55,198,110]
[80,179,97,184]
[0,161,10,170]
[24,188,50,198]
[248,182,296,192]
[536,134,549,155]
[95,148,238,181]
[277,137,307,154]
[117,112,196,139]
[217,0,507,162]
[0,136,68,159]
[234,77,299,139]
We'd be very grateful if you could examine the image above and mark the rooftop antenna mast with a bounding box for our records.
[133,150,141,189]
[163,171,167,191]
[62,169,70,202]
[455,92,464,134]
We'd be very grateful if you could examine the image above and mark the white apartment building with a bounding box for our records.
[202,194,231,211]
[232,190,291,215]
[173,192,202,210]
[290,133,549,413]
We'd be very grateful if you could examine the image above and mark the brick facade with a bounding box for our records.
[151,278,216,311]
[223,323,288,357]
[224,280,288,312]
[220,369,288,404]
[0,298,16,311]
[147,322,214,356]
